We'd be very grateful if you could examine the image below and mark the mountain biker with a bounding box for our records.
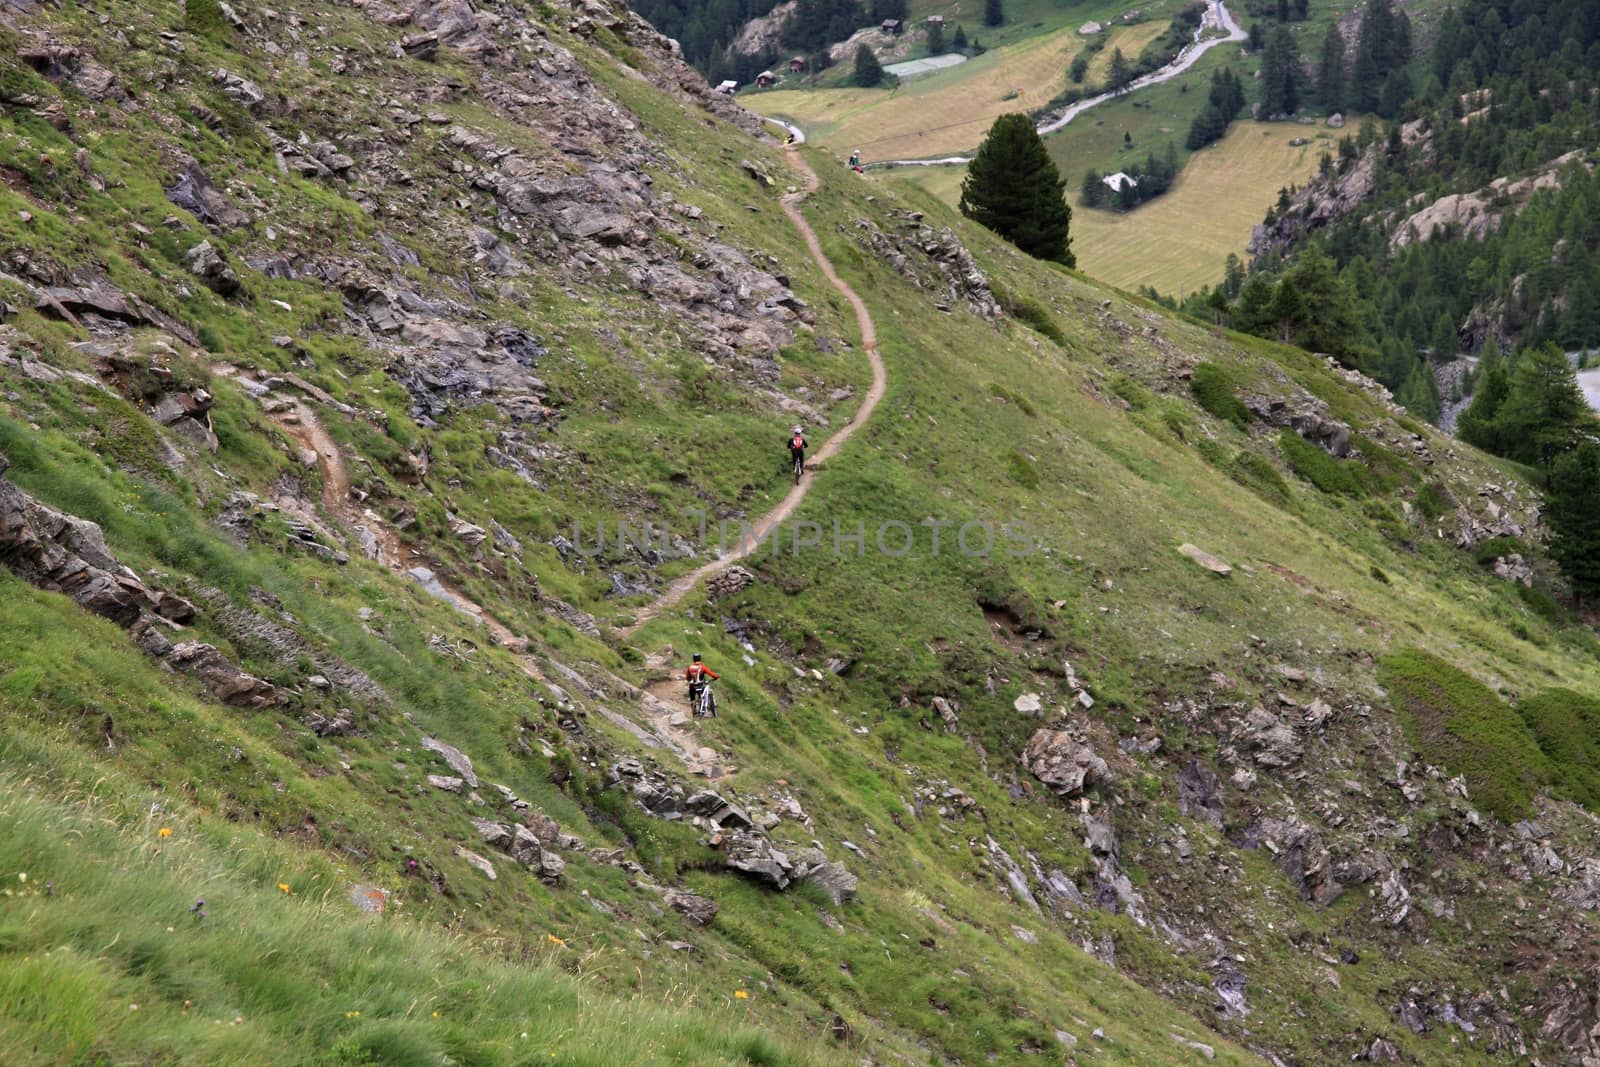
[787,425,808,478]
[848,149,862,172]
[685,653,718,710]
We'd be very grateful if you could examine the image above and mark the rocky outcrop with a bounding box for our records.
[1243,393,1353,456]
[1391,150,1590,251]
[1021,728,1110,799]
[852,211,1001,318]
[470,817,566,883]
[1238,705,1302,768]
[165,642,281,708]
[1177,761,1224,828]
[1241,816,1340,906]
[16,33,122,101]
[722,830,794,889]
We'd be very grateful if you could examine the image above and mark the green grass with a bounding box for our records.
[1378,649,1551,822]
[0,779,833,1067]
[0,0,1594,1064]
[1190,361,1252,428]
[1518,689,1600,811]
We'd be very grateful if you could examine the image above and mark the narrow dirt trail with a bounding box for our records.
[217,365,731,774]
[620,145,887,635]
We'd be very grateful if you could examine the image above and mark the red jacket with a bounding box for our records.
[686,663,718,684]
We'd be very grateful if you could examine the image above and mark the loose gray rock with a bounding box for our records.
[1022,728,1109,799]
[422,737,479,787]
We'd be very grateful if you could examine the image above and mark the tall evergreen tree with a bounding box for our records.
[1496,343,1589,468]
[1260,26,1302,116]
[926,19,944,53]
[1317,23,1345,112]
[1459,358,1511,455]
[1081,169,1106,208]
[1108,48,1131,93]
[984,0,1003,28]
[952,23,967,50]
[852,44,884,87]
[1546,442,1600,605]
[959,113,1074,265]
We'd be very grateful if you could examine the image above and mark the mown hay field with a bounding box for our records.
[757,20,1167,162]
[885,120,1329,295]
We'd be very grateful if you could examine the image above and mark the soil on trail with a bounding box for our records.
[622,142,887,634]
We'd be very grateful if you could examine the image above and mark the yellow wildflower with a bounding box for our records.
[734,990,749,1000]
[345,1010,361,1019]
[546,934,566,946]
[278,883,292,894]
[158,827,173,839]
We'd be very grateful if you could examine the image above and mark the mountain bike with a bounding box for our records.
[791,450,805,485]
[691,681,718,718]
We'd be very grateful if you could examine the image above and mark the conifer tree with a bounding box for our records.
[952,24,968,50]
[852,44,884,87]
[1260,26,1302,116]
[1109,48,1131,93]
[1546,442,1600,605]
[959,113,1074,265]
[984,0,1003,28]
[1318,23,1345,112]
[1496,343,1590,468]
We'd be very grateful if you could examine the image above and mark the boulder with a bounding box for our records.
[1021,728,1109,798]
[165,163,251,228]
[663,887,718,925]
[166,642,281,707]
[422,737,479,786]
[800,860,858,905]
[183,240,242,296]
[684,789,753,830]
[1177,543,1232,576]
[471,818,512,849]
[212,69,266,110]
[454,846,497,880]
[722,831,794,889]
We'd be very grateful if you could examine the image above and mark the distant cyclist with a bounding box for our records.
[787,425,808,483]
[685,653,719,716]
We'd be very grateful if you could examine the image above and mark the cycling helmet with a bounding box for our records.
[792,425,804,434]
[692,653,702,662]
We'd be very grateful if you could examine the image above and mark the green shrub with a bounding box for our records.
[1193,438,1227,466]
[1517,583,1566,624]
[1227,450,1292,508]
[184,0,233,38]
[1002,448,1040,488]
[1378,648,1550,821]
[1189,363,1251,429]
[1518,689,1600,811]
[987,382,1037,416]
[1416,481,1455,522]
[1473,535,1529,567]
[1369,564,1390,584]
[1278,430,1366,497]
[1109,374,1152,411]
[1001,294,1066,346]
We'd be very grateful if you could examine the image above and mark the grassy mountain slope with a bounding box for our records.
[1,1,1599,1065]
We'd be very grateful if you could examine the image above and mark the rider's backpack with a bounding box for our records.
[790,435,805,451]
